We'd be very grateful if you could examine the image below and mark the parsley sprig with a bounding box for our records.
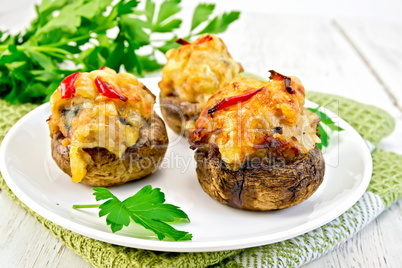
[307,107,344,150]
[0,0,240,104]
[73,185,192,241]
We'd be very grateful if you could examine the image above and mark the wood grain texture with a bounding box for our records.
[335,18,402,112]
[220,14,401,117]
[0,192,92,268]
[305,199,402,268]
[0,9,401,268]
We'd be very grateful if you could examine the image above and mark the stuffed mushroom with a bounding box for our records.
[189,71,325,211]
[158,34,243,136]
[48,67,168,186]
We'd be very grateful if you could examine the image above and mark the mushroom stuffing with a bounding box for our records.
[189,71,325,211]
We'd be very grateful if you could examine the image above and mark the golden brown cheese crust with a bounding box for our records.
[158,34,244,108]
[189,75,321,168]
[48,67,155,182]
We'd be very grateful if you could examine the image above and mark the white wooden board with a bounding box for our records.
[0,6,401,268]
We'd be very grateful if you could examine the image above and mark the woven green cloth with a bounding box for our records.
[0,92,401,268]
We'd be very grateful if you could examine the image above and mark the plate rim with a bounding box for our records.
[0,99,373,252]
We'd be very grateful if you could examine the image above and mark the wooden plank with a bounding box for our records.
[305,199,402,268]
[1,11,401,268]
[307,17,402,268]
[1,192,400,267]
[220,14,401,117]
[0,192,92,268]
[335,18,402,111]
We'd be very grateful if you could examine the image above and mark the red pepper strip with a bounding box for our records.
[99,66,107,70]
[268,70,294,94]
[207,87,264,114]
[176,38,190,45]
[60,72,80,99]
[94,77,127,102]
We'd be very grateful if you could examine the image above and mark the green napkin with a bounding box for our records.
[0,92,401,268]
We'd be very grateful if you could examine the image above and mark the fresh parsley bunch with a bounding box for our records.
[73,185,192,241]
[0,0,240,104]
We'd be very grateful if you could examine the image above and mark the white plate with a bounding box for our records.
[0,77,372,252]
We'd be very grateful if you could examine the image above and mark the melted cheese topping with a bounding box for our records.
[48,67,155,182]
[158,34,243,108]
[189,75,321,168]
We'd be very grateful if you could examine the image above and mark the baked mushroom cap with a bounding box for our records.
[158,34,243,136]
[195,146,325,211]
[159,94,201,136]
[51,112,168,187]
[189,72,325,211]
[47,67,164,184]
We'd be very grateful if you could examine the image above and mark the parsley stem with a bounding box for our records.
[45,35,91,47]
[33,46,70,54]
[72,204,100,209]
[1,43,73,59]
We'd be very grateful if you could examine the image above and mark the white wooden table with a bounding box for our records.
[1,2,402,267]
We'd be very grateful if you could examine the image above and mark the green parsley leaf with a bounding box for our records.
[149,0,182,33]
[316,125,328,150]
[144,0,156,25]
[191,3,215,32]
[116,0,139,15]
[25,49,56,71]
[123,40,143,74]
[73,185,192,241]
[155,0,181,26]
[120,16,151,46]
[152,18,182,33]
[34,0,84,37]
[137,54,163,71]
[308,107,344,150]
[30,70,59,82]
[196,11,240,35]
[155,35,180,54]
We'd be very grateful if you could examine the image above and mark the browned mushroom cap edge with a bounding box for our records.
[51,113,169,187]
[159,94,201,137]
[194,146,325,211]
